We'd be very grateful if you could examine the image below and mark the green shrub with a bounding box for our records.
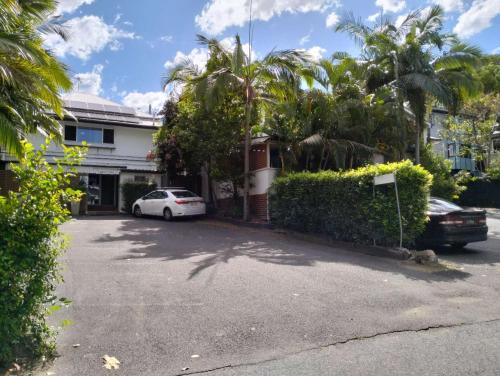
[121,181,157,213]
[0,140,85,366]
[269,161,432,247]
[420,145,465,200]
[487,154,500,181]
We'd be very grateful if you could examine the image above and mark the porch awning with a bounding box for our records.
[76,166,123,175]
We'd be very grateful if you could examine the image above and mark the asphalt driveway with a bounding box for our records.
[41,215,500,375]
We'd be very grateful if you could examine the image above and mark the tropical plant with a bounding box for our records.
[164,34,307,220]
[0,0,72,157]
[336,6,481,163]
[0,139,85,367]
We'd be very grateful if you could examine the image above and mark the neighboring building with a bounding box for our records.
[213,136,281,221]
[427,108,477,173]
[0,93,163,213]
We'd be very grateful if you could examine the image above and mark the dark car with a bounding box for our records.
[417,197,488,249]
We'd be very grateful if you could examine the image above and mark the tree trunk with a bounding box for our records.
[243,100,252,222]
[415,117,421,164]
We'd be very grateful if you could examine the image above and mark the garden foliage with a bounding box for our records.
[269,161,432,246]
[0,140,85,366]
[121,182,157,213]
[420,145,466,200]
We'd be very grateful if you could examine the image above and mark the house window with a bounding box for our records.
[64,125,115,145]
[134,175,147,183]
[64,125,77,141]
[77,127,102,144]
[103,129,114,144]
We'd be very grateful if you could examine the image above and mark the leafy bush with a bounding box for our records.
[487,154,500,181]
[269,161,432,247]
[420,145,465,200]
[121,182,157,213]
[0,140,85,366]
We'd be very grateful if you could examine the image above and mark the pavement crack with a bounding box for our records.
[173,318,500,375]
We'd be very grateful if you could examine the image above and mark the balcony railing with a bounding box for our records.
[448,156,475,171]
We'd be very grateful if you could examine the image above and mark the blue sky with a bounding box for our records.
[45,0,500,113]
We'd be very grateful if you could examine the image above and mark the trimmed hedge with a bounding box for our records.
[121,182,157,213]
[269,161,432,247]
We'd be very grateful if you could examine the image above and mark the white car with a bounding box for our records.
[132,188,206,221]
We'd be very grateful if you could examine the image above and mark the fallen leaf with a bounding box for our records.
[47,372,56,375]
[102,355,120,370]
[191,354,200,358]
[72,344,80,348]
[182,367,190,371]
[8,363,21,372]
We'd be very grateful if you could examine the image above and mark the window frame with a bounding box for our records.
[64,124,115,146]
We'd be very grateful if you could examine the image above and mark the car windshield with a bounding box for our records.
[428,197,463,214]
[171,190,197,198]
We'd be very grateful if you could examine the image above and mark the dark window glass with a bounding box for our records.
[103,129,114,144]
[428,198,463,214]
[270,146,281,169]
[65,125,77,141]
[77,127,102,143]
[134,175,146,182]
[149,191,164,199]
[171,190,197,198]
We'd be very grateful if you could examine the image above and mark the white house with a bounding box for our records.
[0,93,163,213]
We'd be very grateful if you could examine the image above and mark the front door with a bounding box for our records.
[87,174,118,211]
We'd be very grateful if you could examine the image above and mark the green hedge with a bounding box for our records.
[121,182,157,213]
[269,161,432,247]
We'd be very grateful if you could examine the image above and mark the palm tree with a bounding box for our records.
[336,6,481,163]
[165,34,306,221]
[0,0,72,157]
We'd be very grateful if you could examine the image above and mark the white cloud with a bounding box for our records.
[375,0,406,13]
[56,0,94,14]
[113,13,122,23]
[430,0,463,13]
[44,15,137,60]
[325,11,340,28]
[73,64,104,95]
[492,46,500,54]
[196,0,341,35]
[164,48,209,71]
[122,91,168,114]
[299,32,311,46]
[164,37,256,73]
[303,46,326,62]
[160,35,174,43]
[453,0,500,38]
[367,12,380,22]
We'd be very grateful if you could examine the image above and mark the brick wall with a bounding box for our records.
[249,144,268,171]
[249,193,268,221]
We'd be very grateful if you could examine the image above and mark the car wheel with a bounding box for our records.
[163,207,173,221]
[133,205,142,218]
[451,242,467,249]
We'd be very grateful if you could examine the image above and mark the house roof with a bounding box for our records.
[60,93,160,128]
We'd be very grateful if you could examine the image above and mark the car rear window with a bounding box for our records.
[171,191,197,198]
[428,197,463,213]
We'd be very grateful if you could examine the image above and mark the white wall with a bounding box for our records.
[21,121,158,172]
[250,168,279,196]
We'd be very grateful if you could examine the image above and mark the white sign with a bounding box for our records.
[374,173,395,185]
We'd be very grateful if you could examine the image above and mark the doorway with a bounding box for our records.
[87,174,118,211]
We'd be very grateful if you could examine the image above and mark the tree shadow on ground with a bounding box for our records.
[91,216,476,283]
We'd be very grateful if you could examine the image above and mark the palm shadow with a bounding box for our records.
[91,216,476,282]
